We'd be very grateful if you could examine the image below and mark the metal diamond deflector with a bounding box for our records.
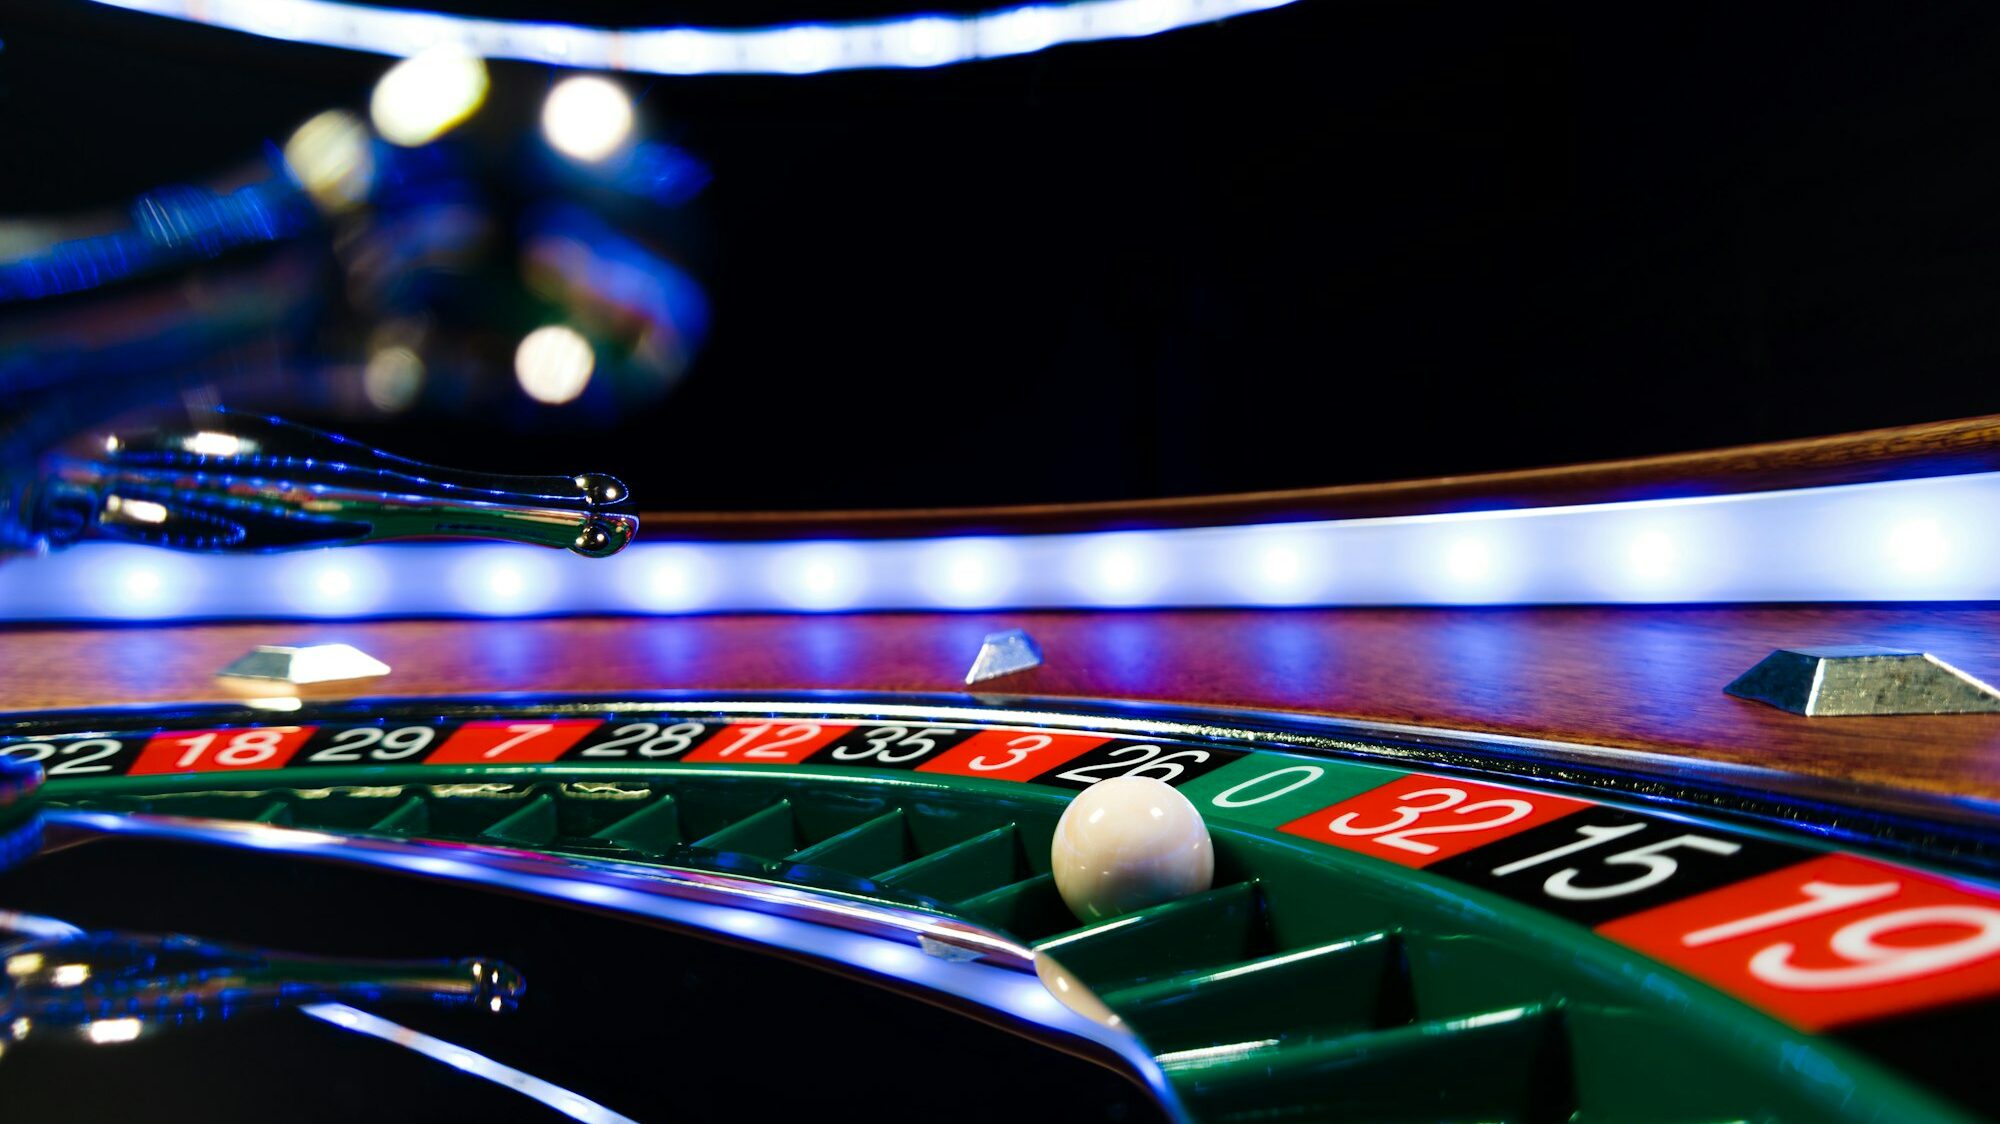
[1725,646,2000,716]
[218,644,391,686]
[965,628,1044,685]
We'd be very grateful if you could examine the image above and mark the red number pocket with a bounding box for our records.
[1598,853,2000,1030]
[1280,773,1591,868]
[429,720,601,764]
[131,727,317,775]
[681,721,851,764]
[916,730,1109,782]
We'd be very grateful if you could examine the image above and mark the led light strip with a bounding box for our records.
[3,470,1995,620]
[83,0,1302,75]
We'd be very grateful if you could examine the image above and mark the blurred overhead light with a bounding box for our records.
[514,326,596,405]
[363,346,425,412]
[542,76,634,163]
[370,46,489,147]
[81,0,1304,77]
[282,110,375,212]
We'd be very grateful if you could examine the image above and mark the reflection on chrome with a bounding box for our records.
[11,409,637,560]
[46,808,1190,1121]
[0,926,521,1050]
[304,1003,639,1124]
[0,912,83,941]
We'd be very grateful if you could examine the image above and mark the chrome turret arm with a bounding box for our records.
[0,928,522,1047]
[17,409,636,557]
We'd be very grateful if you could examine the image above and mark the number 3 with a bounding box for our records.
[966,734,1051,772]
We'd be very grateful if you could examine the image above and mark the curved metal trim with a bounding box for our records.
[40,808,1186,1122]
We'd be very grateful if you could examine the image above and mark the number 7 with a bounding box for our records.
[485,724,553,758]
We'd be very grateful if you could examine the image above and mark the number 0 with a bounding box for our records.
[1211,765,1324,808]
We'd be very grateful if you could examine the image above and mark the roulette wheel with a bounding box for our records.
[2,3,2000,1122]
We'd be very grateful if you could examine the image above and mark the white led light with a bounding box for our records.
[458,550,556,614]
[96,552,191,616]
[1234,530,1324,604]
[886,17,964,67]
[104,496,169,525]
[1076,534,1166,605]
[1886,518,1948,575]
[285,551,382,616]
[980,5,1067,56]
[489,566,525,598]
[541,75,634,163]
[630,546,713,612]
[628,29,731,75]
[921,539,1014,607]
[1626,530,1674,581]
[764,26,842,73]
[514,325,595,405]
[1445,537,1491,582]
[775,543,865,610]
[183,431,246,457]
[370,45,489,147]
[85,1018,142,1045]
[1259,544,1300,584]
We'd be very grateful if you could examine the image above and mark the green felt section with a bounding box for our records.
[249,799,293,826]
[369,795,430,834]
[1035,882,1270,993]
[1176,752,1402,831]
[878,824,1025,901]
[1167,1003,1566,1124]
[481,793,559,845]
[787,809,911,871]
[956,873,1076,940]
[1102,931,1405,1052]
[691,799,797,856]
[591,793,681,855]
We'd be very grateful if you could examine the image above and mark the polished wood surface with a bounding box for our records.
[639,415,2000,538]
[4,606,1996,810]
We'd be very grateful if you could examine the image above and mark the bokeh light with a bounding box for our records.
[541,75,634,163]
[363,346,425,412]
[282,110,375,212]
[370,46,489,147]
[514,326,596,405]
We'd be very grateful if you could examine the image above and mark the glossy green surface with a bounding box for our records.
[38,762,1980,1124]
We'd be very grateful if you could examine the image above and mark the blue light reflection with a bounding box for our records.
[3,471,1997,620]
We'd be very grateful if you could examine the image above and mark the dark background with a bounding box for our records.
[2,0,1997,510]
